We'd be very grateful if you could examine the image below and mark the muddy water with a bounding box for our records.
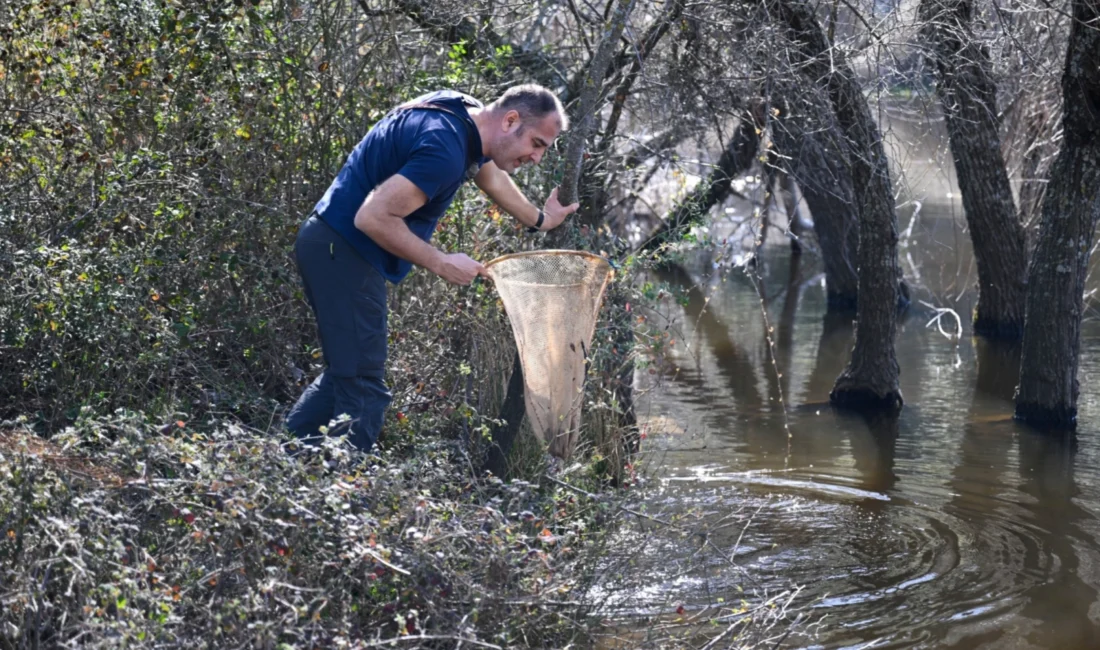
[615,214,1100,647]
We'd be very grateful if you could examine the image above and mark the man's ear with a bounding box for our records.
[502,109,521,132]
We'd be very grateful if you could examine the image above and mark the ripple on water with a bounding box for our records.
[599,466,1062,647]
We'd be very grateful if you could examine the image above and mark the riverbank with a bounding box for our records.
[0,411,619,648]
[1,407,819,649]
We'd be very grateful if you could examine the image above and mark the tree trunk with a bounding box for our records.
[778,173,805,255]
[605,281,639,454]
[919,0,1028,338]
[767,0,904,411]
[541,0,638,465]
[599,0,685,156]
[482,353,525,478]
[589,0,685,237]
[1014,0,1100,429]
[639,116,759,252]
[557,0,638,210]
[771,105,860,308]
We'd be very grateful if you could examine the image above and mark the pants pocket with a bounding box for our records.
[353,288,388,377]
[295,225,389,379]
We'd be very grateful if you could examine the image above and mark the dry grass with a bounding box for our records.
[0,429,126,488]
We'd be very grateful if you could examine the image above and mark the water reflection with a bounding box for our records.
[654,262,765,412]
[621,244,1100,648]
[803,310,854,404]
[1013,430,1100,648]
[847,411,900,507]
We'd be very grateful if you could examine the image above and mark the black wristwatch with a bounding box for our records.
[527,209,545,233]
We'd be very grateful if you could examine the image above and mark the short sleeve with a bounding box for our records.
[396,124,466,201]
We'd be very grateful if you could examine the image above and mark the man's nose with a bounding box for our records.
[531,150,544,165]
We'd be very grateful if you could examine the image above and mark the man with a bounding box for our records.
[287,85,578,452]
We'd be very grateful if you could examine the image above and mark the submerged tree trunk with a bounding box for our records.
[771,104,860,308]
[1015,0,1100,428]
[768,0,903,411]
[919,0,1028,338]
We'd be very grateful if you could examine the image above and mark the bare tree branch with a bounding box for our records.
[557,0,640,209]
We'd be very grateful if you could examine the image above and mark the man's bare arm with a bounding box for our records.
[473,162,579,230]
[473,162,541,227]
[354,174,485,284]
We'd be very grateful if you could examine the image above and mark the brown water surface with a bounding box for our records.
[616,215,1100,647]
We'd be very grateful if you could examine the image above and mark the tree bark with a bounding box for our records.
[638,116,759,252]
[767,0,904,411]
[771,105,861,309]
[1014,0,1100,429]
[919,0,1028,338]
[557,0,638,210]
[482,353,525,478]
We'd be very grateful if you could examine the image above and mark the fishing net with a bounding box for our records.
[485,251,613,459]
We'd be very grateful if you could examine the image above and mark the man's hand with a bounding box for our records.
[431,252,486,285]
[542,187,580,230]
[473,164,580,232]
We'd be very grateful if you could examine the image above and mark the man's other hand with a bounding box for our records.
[432,252,487,285]
[543,187,581,230]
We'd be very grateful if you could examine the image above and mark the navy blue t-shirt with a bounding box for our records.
[312,90,488,283]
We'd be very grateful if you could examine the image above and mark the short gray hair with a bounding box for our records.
[491,84,569,131]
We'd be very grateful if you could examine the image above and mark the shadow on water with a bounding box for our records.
[626,244,1100,648]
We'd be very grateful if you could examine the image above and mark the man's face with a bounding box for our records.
[494,111,561,174]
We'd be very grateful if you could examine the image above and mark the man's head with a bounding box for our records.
[481,84,568,174]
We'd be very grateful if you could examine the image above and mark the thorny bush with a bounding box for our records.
[0,413,618,649]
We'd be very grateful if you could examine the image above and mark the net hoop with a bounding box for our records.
[484,249,611,272]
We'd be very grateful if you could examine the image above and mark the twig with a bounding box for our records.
[699,617,748,650]
[361,636,502,649]
[918,300,963,340]
[544,475,677,529]
[365,549,411,576]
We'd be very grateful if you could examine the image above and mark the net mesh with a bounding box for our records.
[485,251,613,460]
